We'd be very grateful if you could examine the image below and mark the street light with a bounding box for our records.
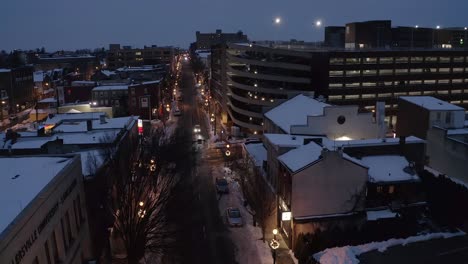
[315,20,322,27]
[274,17,281,25]
[270,229,280,264]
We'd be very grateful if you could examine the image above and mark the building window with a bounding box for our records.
[437,90,449,94]
[65,211,73,244]
[337,115,346,125]
[378,93,392,98]
[379,69,393,75]
[345,95,359,100]
[329,70,343,76]
[377,186,383,193]
[44,241,52,264]
[362,82,376,87]
[395,57,408,63]
[329,83,343,88]
[409,91,421,95]
[439,57,450,63]
[328,95,343,100]
[453,57,464,62]
[410,68,423,74]
[395,69,408,75]
[363,70,377,76]
[345,70,360,76]
[345,83,360,87]
[52,231,60,263]
[362,94,376,98]
[451,89,462,94]
[438,80,450,84]
[409,80,422,84]
[411,57,423,63]
[388,185,395,194]
[346,58,360,64]
[131,98,137,106]
[61,218,68,250]
[144,88,148,94]
[364,57,377,64]
[379,57,394,64]
[453,68,464,73]
[425,57,437,62]
[424,80,436,84]
[446,112,452,124]
[77,195,84,222]
[73,199,80,232]
[439,68,450,73]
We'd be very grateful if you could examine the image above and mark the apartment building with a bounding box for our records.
[106,44,174,69]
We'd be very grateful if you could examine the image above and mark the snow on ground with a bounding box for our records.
[213,164,273,264]
[159,100,179,145]
[313,230,466,264]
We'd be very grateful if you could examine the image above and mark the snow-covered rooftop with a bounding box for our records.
[0,156,73,234]
[33,71,44,82]
[366,209,398,221]
[322,136,425,150]
[401,96,464,111]
[39,97,56,103]
[264,94,329,133]
[244,143,267,167]
[71,81,96,86]
[129,80,161,86]
[101,70,116,77]
[264,133,319,148]
[0,69,11,73]
[53,116,136,133]
[313,231,465,264]
[360,155,419,183]
[80,149,106,177]
[278,142,323,172]
[45,112,106,125]
[92,85,128,91]
[446,128,468,135]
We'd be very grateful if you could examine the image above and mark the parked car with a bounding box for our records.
[8,114,18,121]
[215,177,229,193]
[226,207,243,227]
[174,108,181,116]
[193,124,201,133]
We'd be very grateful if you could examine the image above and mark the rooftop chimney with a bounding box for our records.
[100,115,106,124]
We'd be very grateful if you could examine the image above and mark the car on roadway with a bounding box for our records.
[174,108,181,116]
[193,124,201,133]
[226,207,243,227]
[215,177,229,193]
[9,114,18,121]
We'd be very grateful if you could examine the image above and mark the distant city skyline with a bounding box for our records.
[0,0,467,52]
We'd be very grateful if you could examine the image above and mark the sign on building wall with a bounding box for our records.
[140,97,149,108]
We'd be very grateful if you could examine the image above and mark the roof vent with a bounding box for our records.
[291,136,296,140]
[11,174,20,180]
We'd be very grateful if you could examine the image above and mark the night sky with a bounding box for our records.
[0,0,466,52]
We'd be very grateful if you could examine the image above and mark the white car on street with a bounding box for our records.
[193,124,201,133]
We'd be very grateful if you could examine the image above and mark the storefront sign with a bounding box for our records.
[282,211,292,221]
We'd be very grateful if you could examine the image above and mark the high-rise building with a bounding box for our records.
[195,29,249,50]
[106,44,175,69]
[211,42,468,134]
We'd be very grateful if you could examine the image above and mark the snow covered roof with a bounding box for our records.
[366,209,398,221]
[80,149,107,177]
[400,96,464,111]
[0,69,11,73]
[244,142,267,167]
[129,80,161,87]
[45,112,106,125]
[92,85,128,91]
[0,156,73,234]
[313,231,465,264]
[264,94,329,133]
[264,133,319,148]
[322,136,425,150]
[39,97,56,103]
[446,128,468,135]
[360,155,420,183]
[101,70,116,77]
[33,71,44,82]
[71,81,96,86]
[278,142,323,172]
[53,116,136,132]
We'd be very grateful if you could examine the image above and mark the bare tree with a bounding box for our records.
[236,156,275,242]
[105,128,179,264]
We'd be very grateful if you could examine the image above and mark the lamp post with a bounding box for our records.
[0,100,5,121]
[270,229,279,264]
[314,19,323,48]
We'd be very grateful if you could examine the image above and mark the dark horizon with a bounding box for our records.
[1,0,467,52]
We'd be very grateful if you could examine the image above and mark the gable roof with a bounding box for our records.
[264,94,329,133]
[277,141,323,172]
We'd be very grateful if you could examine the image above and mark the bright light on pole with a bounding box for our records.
[436,25,441,29]
[315,20,322,27]
[274,17,281,25]
[415,25,419,28]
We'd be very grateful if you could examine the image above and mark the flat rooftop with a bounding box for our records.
[0,156,73,234]
[401,96,465,111]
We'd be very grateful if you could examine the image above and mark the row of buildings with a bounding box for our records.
[242,94,468,251]
[0,112,140,264]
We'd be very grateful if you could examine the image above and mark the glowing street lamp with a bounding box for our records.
[315,20,322,27]
[274,17,281,25]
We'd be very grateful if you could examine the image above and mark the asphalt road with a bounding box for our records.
[165,60,236,264]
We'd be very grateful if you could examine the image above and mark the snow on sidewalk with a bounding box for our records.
[213,164,273,264]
